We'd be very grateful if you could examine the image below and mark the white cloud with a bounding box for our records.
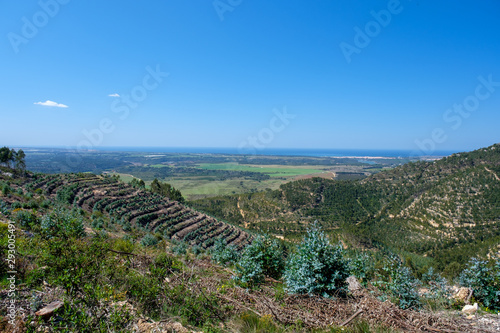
[34,100,68,108]
[108,93,120,97]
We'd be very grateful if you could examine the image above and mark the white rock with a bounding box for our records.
[346,275,362,292]
[462,303,478,314]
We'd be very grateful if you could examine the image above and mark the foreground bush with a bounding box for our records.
[40,208,86,239]
[374,256,421,310]
[459,257,500,310]
[20,230,227,331]
[211,238,239,265]
[283,223,349,297]
[421,267,451,300]
[234,235,284,286]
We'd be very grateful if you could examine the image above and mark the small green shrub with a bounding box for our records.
[40,208,86,239]
[122,221,132,232]
[113,238,134,253]
[284,223,349,297]
[374,255,421,310]
[422,267,451,300]
[141,233,158,247]
[14,210,39,229]
[459,257,500,310]
[91,217,105,229]
[348,252,376,285]
[233,235,284,286]
[211,238,239,265]
[56,183,79,204]
[171,241,188,254]
[0,199,11,216]
[1,183,12,196]
[40,199,51,209]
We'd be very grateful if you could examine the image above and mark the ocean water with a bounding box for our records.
[89,146,459,158]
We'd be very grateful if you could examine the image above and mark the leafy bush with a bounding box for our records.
[233,235,284,286]
[40,208,86,239]
[374,255,421,310]
[171,241,188,255]
[348,252,376,285]
[113,238,135,253]
[122,221,132,232]
[421,267,451,300]
[191,245,204,256]
[91,217,105,229]
[283,223,349,297]
[140,233,158,247]
[0,199,11,216]
[22,200,39,209]
[14,210,39,229]
[459,257,500,310]
[56,183,79,204]
[40,199,51,209]
[211,238,239,265]
[1,183,12,195]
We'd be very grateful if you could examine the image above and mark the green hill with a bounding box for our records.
[190,144,500,274]
[0,171,252,251]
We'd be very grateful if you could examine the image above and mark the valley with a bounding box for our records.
[22,148,409,200]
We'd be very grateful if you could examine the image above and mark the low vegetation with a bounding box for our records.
[1,145,499,332]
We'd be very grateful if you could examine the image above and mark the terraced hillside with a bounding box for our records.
[191,144,500,271]
[23,173,252,249]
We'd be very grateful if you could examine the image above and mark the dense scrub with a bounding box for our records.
[0,170,252,251]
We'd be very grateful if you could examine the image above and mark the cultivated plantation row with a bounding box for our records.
[25,173,252,249]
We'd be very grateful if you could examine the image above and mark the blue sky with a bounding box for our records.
[1,0,499,153]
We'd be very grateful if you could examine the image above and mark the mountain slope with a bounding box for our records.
[191,144,500,271]
[1,172,252,249]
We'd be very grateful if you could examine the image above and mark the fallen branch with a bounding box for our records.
[340,309,363,327]
[262,296,286,325]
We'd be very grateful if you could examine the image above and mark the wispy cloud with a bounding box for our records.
[108,93,120,97]
[34,100,68,108]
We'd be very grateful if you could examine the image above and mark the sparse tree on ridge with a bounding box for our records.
[0,146,19,169]
[0,147,27,173]
[15,149,26,174]
[150,178,185,203]
[0,146,10,167]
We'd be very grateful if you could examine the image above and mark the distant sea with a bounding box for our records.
[81,146,459,158]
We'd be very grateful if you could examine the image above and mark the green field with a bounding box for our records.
[149,164,171,168]
[199,163,326,177]
[153,176,287,200]
[108,172,139,184]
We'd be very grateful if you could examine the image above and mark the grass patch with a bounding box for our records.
[199,163,326,177]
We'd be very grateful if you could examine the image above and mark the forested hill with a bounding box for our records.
[0,172,252,250]
[191,143,500,274]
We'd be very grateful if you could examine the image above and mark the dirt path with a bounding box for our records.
[237,197,248,228]
[485,167,500,181]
